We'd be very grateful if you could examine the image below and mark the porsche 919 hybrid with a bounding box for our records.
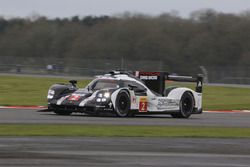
[47,71,203,118]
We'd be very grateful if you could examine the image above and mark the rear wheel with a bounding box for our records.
[54,110,72,116]
[115,90,130,117]
[171,91,194,118]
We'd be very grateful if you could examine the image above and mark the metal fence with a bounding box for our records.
[206,66,250,84]
[0,61,250,85]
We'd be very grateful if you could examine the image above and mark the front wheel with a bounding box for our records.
[171,91,194,118]
[115,90,130,117]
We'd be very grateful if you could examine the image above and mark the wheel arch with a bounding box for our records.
[111,88,130,110]
[167,88,197,108]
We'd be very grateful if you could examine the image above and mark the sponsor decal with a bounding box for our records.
[68,95,81,101]
[140,76,158,80]
[157,98,179,110]
[139,72,160,80]
[139,97,147,112]
[197,81,202,87]
[132,96,136,104]
[108,102,113,108]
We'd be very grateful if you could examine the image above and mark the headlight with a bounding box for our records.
[97,92,110,98]
[47,89,55,99]
[96,98,107,102]
[96,92,110,102]
[104,92,110,98]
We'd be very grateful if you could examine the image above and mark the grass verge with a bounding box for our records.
[0,75,90,106]
[167,82,250,110]
[0,124,250,138]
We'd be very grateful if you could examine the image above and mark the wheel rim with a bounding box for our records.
[118,95,128,114]
[182,98,192,114]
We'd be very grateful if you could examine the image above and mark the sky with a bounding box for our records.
[0,0,249,19]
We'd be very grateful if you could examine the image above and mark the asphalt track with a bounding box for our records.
[0,108,250,127]
[0,108,250,167]
[0,137,250,167]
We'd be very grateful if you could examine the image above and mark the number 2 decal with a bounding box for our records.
[139,97,147,112]
[141,102,146,111]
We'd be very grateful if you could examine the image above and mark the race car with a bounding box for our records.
[47,70,203,118]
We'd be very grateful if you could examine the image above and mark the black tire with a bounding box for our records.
[54,110,72,116]
[115,90,130,117]
[171,91,194,118]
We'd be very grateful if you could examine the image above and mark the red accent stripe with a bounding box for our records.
[206,110,240,112]
[0,106,47,109]
[205,110,250,113]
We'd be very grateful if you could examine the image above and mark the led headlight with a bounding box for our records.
[47,89,55,99]
[96,92,110,102]
[104,92,110,98]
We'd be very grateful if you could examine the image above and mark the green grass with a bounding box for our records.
[1,75,250,110]
[166,82,250,110]
[0,75,90,106]
[0,124,249,138]
[203,85,250,110]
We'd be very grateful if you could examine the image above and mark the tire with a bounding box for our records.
[115,90,130,117]
[171,91,194,118]
[54,110,72,116]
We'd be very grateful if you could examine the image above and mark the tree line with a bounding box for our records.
[0,9,250,74]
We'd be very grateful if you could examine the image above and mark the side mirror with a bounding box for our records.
[69,80,77,86]
[87,85,92,91]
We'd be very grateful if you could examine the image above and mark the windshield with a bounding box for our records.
[91,79,120,91]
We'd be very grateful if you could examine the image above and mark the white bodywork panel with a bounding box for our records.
[109,79,202,113]
[167,88,202,110]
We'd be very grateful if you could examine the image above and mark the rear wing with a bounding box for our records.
[135,71,203,95]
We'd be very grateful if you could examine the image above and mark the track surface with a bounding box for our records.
[0,137,250,167]
[0,108,250,127]
[0,108,250,167]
